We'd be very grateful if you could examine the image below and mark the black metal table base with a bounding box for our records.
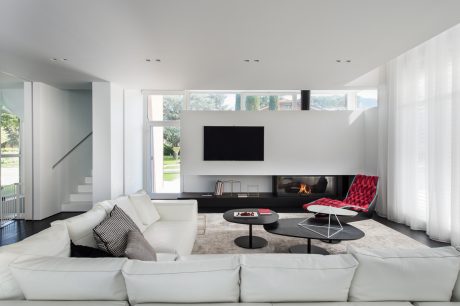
[288,238,330,255]
[320,239,341,244]
[234,235,268,249]
[234,224,268,249]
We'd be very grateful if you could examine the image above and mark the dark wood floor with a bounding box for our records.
[0,210,448,248]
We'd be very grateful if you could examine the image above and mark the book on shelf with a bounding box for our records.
[234,211,259,218]
[258,208,272,215]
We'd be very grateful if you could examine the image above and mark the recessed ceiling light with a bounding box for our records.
[155,59,161,62]
[50,58,58,61]
[145,59,151,62]
[336,59,342,63]
[254,59,260,63]
[336,59,352,63]
[244,59,250,62]
[62,58,68,61]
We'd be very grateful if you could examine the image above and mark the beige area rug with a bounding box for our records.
[192,213,427,254]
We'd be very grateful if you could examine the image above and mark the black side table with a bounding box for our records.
[223,208,279,249]
[264,217,365,254]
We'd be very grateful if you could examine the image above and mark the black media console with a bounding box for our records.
[152,175,354,213]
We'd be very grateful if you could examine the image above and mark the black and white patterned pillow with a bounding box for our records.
[93,205,141,257]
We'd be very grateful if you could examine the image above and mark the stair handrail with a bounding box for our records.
[52,132,93,169]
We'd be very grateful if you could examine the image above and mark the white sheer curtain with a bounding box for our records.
[377,24,460,245]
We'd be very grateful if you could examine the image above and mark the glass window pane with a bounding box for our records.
[1,157,19,186]
[147,95,183,121]
[357,90,378,109]
[1,112,20,154]
[277,95,301,110]
[189,94,236,111]
[310,93,347,110]
[245,95,266,111]
[244,94,300,111]
[151,126,180,193]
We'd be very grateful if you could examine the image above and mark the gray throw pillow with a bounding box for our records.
[125,230,157,261]
[93,205,141,257]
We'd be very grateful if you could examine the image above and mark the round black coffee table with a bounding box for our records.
[223,208,279,249]
[263,217,364,254]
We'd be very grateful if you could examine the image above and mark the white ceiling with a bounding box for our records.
[1,0,460,90]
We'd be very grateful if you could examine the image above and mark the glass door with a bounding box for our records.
[0,77,25,227]
[145,92,184,194]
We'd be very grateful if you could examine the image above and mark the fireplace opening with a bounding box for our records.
[273,175,338,197]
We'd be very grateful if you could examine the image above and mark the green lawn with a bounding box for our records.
[163,155,180,181]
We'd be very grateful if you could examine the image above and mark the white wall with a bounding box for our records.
[92,82,111,202]
[92,82,125,202]
[124,89,144,194]
[110,85,124,199]
[181,110,378,192]
[364,107,378,175]
[32,83,92,219]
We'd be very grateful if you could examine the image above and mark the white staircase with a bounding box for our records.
[61,176,93,212]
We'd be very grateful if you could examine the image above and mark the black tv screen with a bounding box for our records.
[203,126,264,161]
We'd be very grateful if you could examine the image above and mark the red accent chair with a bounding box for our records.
[303,174,379,216]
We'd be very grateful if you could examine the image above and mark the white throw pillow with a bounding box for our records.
[109,196,146,232]
[122,255,240,304]
[0,223,70,300]
[240,254,358,302]
[96,200,115,214]
[129,190,160,226]
[348,246,460,302]
[10,255,127,301]
[52,205,107,247]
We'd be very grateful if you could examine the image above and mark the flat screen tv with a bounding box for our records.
[203,126,264,161]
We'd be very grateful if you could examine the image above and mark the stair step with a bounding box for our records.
[84,177,92,184]
[61,202,92,212]
[70,193,92,202]
[77,184,92,193]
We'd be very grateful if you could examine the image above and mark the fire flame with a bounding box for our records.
[298,183,311,195]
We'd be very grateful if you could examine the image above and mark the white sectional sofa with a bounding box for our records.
[1,194,460,306]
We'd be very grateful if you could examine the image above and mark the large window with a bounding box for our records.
[1,111,20,186]
[311,90,378,110]
[189,93,237,111]
[147,94,183,193]
[241,93,300,111]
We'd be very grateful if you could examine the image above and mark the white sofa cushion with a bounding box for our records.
[109,196,146,232]
[142,220,196,256]
[137,304,269,306]
[0,252,24,300]
[0,302,128,306]
[271,303,413,306]
[348,246,460,302]
[414,303,460,306]
[10,255,127,301]
[52,205,107,248]
[0,223,70,301]
[129,190,160,226]
[0,223,70,257]
[122,255,240,304]
[240,254,358,302]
